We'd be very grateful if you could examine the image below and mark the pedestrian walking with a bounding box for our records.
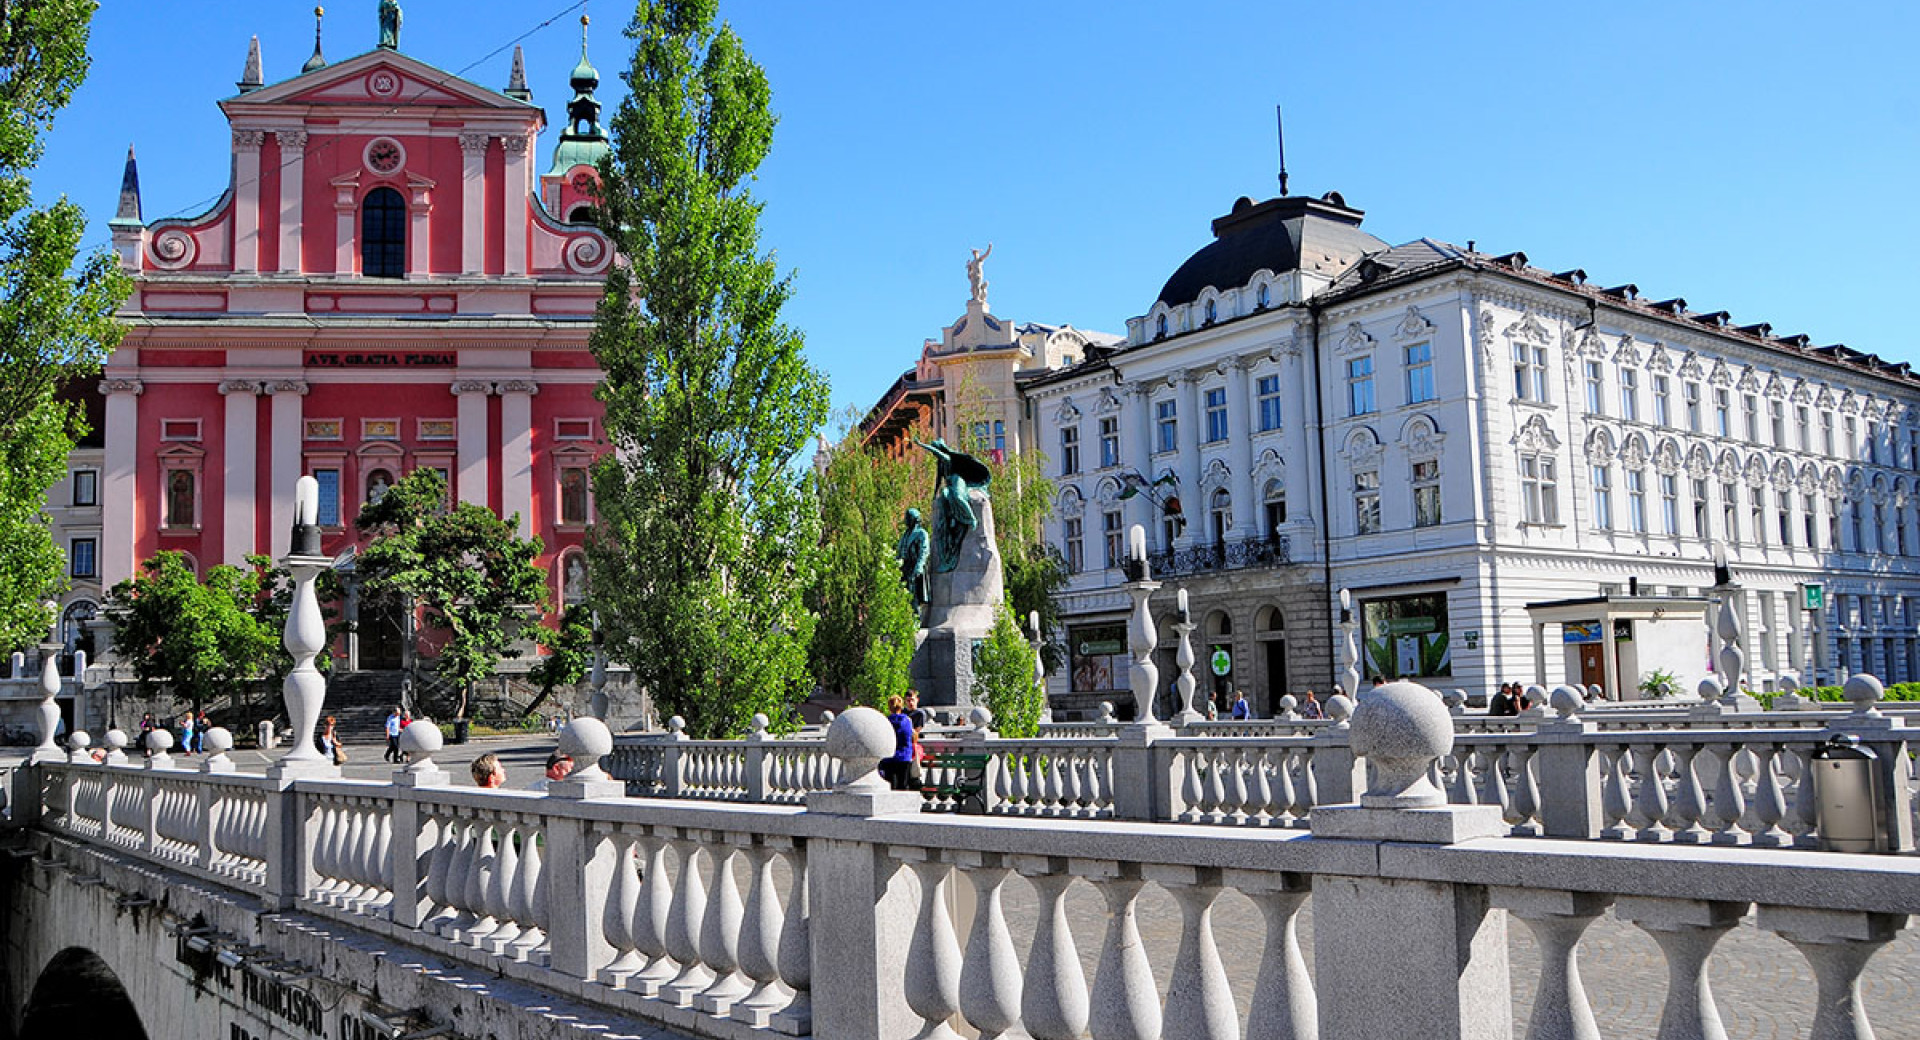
[384,706,404,763]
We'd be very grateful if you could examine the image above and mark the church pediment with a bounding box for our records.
[223,50,537,113]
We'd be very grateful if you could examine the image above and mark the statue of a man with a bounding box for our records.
[918,438,993,572]
[966,243,993,304]
[378,0,403,50]
[896,508,930,615]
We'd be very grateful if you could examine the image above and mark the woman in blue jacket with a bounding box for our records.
[880,694,918,791]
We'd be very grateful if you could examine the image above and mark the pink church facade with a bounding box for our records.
[95,26,614,667]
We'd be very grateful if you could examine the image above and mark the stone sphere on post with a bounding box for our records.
[398,717,444,772]
[201,727,235,772]
[66,731,91,764]
[1549,685,1585,719]
[1843,673,1884,716]
[557,716,615,780]
[103,729,128,764]
[824,707,895,792]
[146,727,175,768]
[1349,680,1453,808]
[1696,676,1723,702]
[1324,693,1354,727]
[968,705,994,734]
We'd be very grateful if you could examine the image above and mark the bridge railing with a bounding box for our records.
[26,694,1920,1040]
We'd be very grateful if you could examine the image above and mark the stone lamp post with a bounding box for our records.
[1122,525,1163,726]
[270,475,338,779]
[1171,587,1203,726]
[30,601,66,765]
[1337,587,1361,700]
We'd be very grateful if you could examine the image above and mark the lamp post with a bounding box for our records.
[1171,587,1203,725]
[270,476,338,777]
[30,601,64,764]
[1122,524,1162,725]
[1338,587,1360,700]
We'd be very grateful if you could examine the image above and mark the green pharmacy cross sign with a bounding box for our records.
[1210,649,1232,676]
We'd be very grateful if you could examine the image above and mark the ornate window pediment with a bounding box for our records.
[1620,433,1650,469]
[1646,342,1674,372]
[1743,454,1769,489]
[1653,438,1682,475]
[1797,463,1820,495]
[1573,326,1607,360]
[1584,426,1616,464]
[1736,366,1762,393]
[1816,385,1837,410]
[1707,358,1733,387]
[1253,448,1286,485]
[1401,414,1444,457]
[1097,389,1122,415]
[1771,459,1796,491]
[1341,426,1383,467]
[1612,333,1642,367]
[1055,397,1081,424]
[1839,390,1860,415]
[1337,321,1375,355]
[1715,449,1742,483]
[1763,372,1786,400]
[1513,414,1559,453]
[1791,379,1814,405]
[1392,305,1434,342]
[1677,352,1705,380]
[1504,311,1552,345]
[1685,443,1713,480]
[1057,485,1086,518]
[1199,458,1233,493]
[1094,476,1124,507]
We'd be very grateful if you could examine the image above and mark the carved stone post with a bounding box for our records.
[270,476,338,780]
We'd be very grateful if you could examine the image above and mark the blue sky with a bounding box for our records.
[39,2,1920,424]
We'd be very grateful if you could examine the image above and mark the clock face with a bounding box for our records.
[366,138,404,174]
[570,171,596,192]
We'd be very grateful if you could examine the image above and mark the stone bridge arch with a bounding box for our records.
[19,947,147,1040]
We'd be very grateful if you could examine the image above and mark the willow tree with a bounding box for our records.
[0,0,129,648]
[588,0,827,738]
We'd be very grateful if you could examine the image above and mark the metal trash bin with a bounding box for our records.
[1811,734,1887,853]
[451,719,470,745]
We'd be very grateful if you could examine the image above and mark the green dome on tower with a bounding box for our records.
[549,14,609,176]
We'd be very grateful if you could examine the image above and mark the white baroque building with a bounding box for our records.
[1028,191,1920,718]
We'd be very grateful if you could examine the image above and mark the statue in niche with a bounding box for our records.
[564,556,587,603]
[966,243,993,305]
[378,0,402,50]
[896,508,929,615]
[918,438,992,572]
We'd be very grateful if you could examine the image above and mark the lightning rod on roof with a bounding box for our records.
[1275,104,1289,196]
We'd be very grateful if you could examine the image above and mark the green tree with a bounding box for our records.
[104,552,277,713]
[523,605,596,718]
[0,0,130,648]
[587,0,828,738]
[354,469,546,719]
[971,601,1044,738]
[848,552,918,711]
[808,428,929,699]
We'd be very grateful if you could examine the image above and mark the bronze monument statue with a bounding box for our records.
[378,0,402,50]
[918,438,992,573]
[896,508,930,614]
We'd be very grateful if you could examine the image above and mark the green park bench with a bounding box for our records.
[919,750,990,814]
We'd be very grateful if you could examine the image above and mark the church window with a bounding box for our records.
[361,186,406,278]
[166,469,197,528]
[313,468,341,527]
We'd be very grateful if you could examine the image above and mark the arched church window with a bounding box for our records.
[361,186,406,278]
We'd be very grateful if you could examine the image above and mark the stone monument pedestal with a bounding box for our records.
[910,486,1003,711]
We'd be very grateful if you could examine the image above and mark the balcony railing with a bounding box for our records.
[1147,533,1290,577]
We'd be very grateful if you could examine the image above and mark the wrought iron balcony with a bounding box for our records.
[1146,534,1290,577]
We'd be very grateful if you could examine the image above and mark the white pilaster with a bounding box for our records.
[453,381,492,507]
[408,177,433,278]
[333,175,358,275]
[501,134,529,276]
[1282,339,1315,523]
[220,380,260,566]
[231,130,264,274]
[1227,357,1256,537]
[99,379,142,589]
[1121,385,1152,537]
[1176,371,1203,547]
[276,130,307,273]
[267,381,308,557]
[497,381,537,537]
[459,133,488,275]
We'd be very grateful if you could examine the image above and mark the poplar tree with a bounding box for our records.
[588,0,828,737]
[0,0,129,649]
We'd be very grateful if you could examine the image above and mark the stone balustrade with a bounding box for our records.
[23,693,1920,1040]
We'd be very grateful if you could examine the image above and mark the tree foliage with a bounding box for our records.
[588,0,828,738]
[808,429,930,700]
[354,469,546,716]
[849,551,919,711]
[105,552,278,713]
[972,601,1043,738]
[524,604,596,717]
[0,0,128,648]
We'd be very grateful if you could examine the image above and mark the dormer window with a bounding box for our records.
[1204,299,1217,326]
[1256,283,1270,309]
[1155,314,1168,340]
[361,186,406,278]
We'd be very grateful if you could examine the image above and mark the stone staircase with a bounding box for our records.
[322,670,409,747]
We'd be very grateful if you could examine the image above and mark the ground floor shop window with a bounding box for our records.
[1361,591,1451,679]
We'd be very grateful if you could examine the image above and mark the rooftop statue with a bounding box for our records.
[966,243,992,305]
[918,438,992,573]
[378,0,402,50]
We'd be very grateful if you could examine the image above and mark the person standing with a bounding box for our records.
[1230,690,1252,720]
[470,753,506,788]
[1297,690,1323,720]
[319,716,343,765]
[384,706,404,763]
[179,713,195,756]
[194,711,210,754]
[879,695,917,791]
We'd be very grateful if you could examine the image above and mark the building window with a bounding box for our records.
[1714,389,1731,438]
[1752,491,1766,546]
[1347,356,1375,416]
[1513,343,1548,402]
[1521,455,1558,525]
[1867,422,1881,464]
[1156,400,1178,453]
[1652,375,1671,426]
[1685,383,1702,432]
[1830,498,1842,549]
[1098,417,1120,468]
[361,186,406,278]
[1060,426,1080,476]
[1900,507,1911,555]
[1154,314,1168,340]
[1845,417,1859,460]
[1823,412,1836,456]
[1779,494,1793,546]
[1064,517,1084,573]
[1618,368,1638,422]
[1691,478,1710,538]
[1661,474,1679,535]
[1591,465,1613,530]
[1874,502,1888,554]
[1102,510,1124,570]
[166,469,196,528]
[1804,493,1819,548]
[1849,502,1863,552]
[161,418,201,441]
[559,466,591,526]
[1162,515,1181,551]
[1722,482,1739,543]
[1770,401,1786,447]
[1796,406,1811,451]
[1209,489,1232,548]
[1627,470,1647,533]
[313,468,341,527]
[1257,375,1282,431]
[1204,387,1228,443]
[1743,395,1760,443]
[365,468,394,506]
[1412,459,1441,527]
[1354,470,1380,534]
[1264,480,1287,537]
[71,470,97,507]
[1584,361,1605,415]
[1203,299,1217,325]
[1256,283,1270,308]
[1405,342,1435,404]
[70,538,96,579]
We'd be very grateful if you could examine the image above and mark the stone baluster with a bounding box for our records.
[1758,907,1906,1040]
[1205,750,1229,821]
[506,823,547,963]
[955,851,1022,1040]
[630,829,680,997]
[483,822,524,952]
[1076,861,1159,1040]
[663,833,714,1002]
[1179,752,1204,822]
[1250,749,1273,825]
[599,832,643,984]
[1785,743,1822,847]
[770,837,811,1035]
[1616,897,1745,1040]
[694,836,753,1015]
[1294,747,1318,819]
[1630,744,1671,841]
[1226,748,1251,824]
[1147,864,1237,1040]
[1237,871,1315,1040]
[1601,746,1635,840]
[1492,889,1612,1040]
[898,848,963,1040]
[1447,748,1477,805]
[309,804,339,900]
[1014,857,1088,1040]
[732,838,788,1027]
[1270,749,1297,826]
[1667,745,1712,843]
[1709,743,1749,845]
[422,814,462,932]
[1509,745,1542,835]
[368,812,395,914]
[464,824,500,944]
[1477,747,1511,819]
